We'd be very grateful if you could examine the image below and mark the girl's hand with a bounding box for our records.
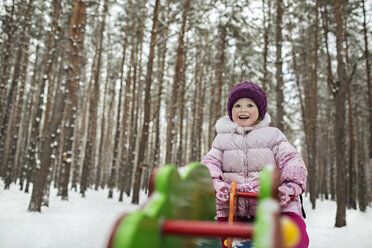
[236,181,259,193]
[213,179,230,204]
[278,182,302,207]
[215,186,229,204]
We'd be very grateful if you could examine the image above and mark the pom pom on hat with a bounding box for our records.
[227,82,267,121]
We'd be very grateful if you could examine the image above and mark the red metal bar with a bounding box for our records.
[162,220,254,238]
[236,191,294,200]
[237,192,259,198]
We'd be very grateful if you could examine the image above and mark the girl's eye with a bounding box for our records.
[248,104,254,107]
[234,104,241,108]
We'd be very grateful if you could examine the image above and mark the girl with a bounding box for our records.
[202,81,309,248]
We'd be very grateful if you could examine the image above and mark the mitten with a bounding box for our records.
[236,181,259,193]
[213,179,230,204]
[278,182,303,207]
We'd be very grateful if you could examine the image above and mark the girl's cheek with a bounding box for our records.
[232,109,239,118]
[232,109,239,115]
[252,112,259,122]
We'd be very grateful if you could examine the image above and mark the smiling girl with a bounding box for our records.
[202,81,309,248]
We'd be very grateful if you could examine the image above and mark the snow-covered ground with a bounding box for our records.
[1,181,371,248]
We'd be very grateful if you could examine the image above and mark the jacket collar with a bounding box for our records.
[215,113,271,135]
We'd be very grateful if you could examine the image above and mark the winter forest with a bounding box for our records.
[0,0,371,229]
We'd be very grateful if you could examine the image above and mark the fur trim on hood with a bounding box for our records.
[215,113,271,135]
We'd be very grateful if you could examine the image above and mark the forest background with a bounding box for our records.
[0,0,371,228]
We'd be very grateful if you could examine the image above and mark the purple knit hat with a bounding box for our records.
[227,82,267,121]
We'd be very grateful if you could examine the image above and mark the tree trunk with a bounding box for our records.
[0,4,17,151]
[71,62,88,192]
[1,1,28,181]
[341,6,357,210]
[80,0,109,197]
[361,0,371,160]
[27,0,64,212]
[176,40,188,166]
[346,81,357,209]
[357,121,368,212]
[101,71,116,189]
[3,0,34,188]
[165,0,191,164]
[334,0,347,228]
[190,43,200,162]
[109,0,132,200]
[131,0,160,204]
[275,0,284,130]
[117,11,136,198]
[128,0,147,200]
[24,44,41,193]
[124,3,146,197]
[215,24,226,121]
[50,66,65,198]
[96,34,113,190]
[15,0,34,186]
[306,0,319,209]
[262,0,271,93]
[321,0,337,203]
[290,3,319,208]
[59,0,86,199]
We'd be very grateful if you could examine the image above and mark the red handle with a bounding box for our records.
[162,220,254,238]
[237,192,259,198]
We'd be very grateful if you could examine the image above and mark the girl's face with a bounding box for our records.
[231,98,260,127]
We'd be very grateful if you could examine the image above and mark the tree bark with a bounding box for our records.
[0,3,17,147]
[3,0,34,188]
[262,0,272,94]
[80,0,109,197]
[153,11,170,167]
[275,0,284,130]
[165,0,191,164]
[290,2,319,208]
[361,0,371,160]
[132,0,160,204]
[215,24,226,121]
[27,0,65,212]
[23,44,41,193]
[333,0,347,227]
[59,0,86,200]
[116,8,136,198]
[123,0,147,197]
[190,43,200,162]
[15,0,34,185]
[357,121,368,212]
[109,0,132,200]
[96,34,113,190]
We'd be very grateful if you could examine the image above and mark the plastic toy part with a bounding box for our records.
[107,163,291,248]
[280,216,300,248]
[162,220,254,238]
[107,162,217,248]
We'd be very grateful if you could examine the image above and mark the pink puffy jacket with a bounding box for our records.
[202,114,307,218]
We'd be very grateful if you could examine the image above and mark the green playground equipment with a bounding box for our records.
[107,162,299,248]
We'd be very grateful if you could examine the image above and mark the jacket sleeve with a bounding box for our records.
[202,137,231,204]
[272,129,307,193]
[202,136,224,180]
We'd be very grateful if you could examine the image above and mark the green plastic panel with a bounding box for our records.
[111,162,216,248]
[109,163,280,248]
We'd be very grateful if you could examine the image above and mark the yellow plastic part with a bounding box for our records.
[281,216,300,248]
[224,239,228,246]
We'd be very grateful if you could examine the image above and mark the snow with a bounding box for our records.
[1,181,371,248]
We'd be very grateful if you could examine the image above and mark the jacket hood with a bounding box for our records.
[215,113,271,135]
